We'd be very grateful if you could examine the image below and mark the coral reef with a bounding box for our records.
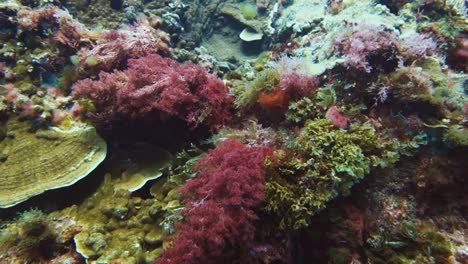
[49,146,205,264]
[0,0,466,263]
[299,148,467,263]
[181,0,239,48]
[57,176,167,263]
[64,0,143,28]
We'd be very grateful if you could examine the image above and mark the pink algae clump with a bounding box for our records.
[326,106,349,128]
[280,72,320,98]
[72,54,233,130]
[157,139,273,264]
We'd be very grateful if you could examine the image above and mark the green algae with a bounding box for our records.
[444,125,468,147]
[0,209,53,247]
[286,86,337,124]
[367,221,454,264]
[233,68,281,109]
[264,119,422,230]
[240,3,258,20]
[0,209,63,262]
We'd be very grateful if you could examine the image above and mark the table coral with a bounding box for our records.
[0,118,106,208]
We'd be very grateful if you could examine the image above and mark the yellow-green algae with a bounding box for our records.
[366,220,454,264]
[233,68,281,109]
[220,3,264,33]
[0,118,106,208]
[0,209,72,263]
[264,119,426,230]
[240,3,258,20]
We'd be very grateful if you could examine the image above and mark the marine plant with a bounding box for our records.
[234,67,319,113]
[0,0,465,263]
[325,106,349,128]
[286,97,317,124]
[265,119,403,230]
[75,16,171,74]
[378,60,451,109]
[366,221,454,263]
[443,125,468,147]
[399,33,438,62]
[234,68,281,109]
[0,209,57,261]
[280,72,320,98]
[333,23,400,73]
[72,54,233,130]
[447,34,468,72]
[157,139,273,263]
[240,2,258,20]
[286,86,337,124]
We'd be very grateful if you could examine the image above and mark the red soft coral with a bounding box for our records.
[157,139,273,264]
[72,54,232,130]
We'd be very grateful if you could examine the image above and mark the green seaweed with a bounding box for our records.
[286,97,317,124]
[0,209,57,261]
[444,125,468,147]
[265,119,410,230]
[234,68,281,109]
[240,3,257,20]
[286,86,337,124]
[367,221,454,264]
[316,86,337,109]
